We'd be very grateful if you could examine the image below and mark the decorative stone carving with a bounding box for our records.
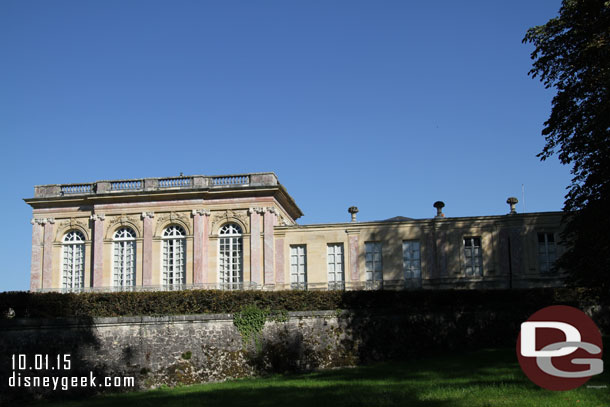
[277,215,287,226]
[191,209,211,217]
[66,218,86,229]
[157,211,190,224]
[89,214,105,221]
[106,214,142,238]
[55,218,89,241]
[266,207,280,216]
[248,207,266,215]
[108,214,138,227]
[31,218,54,225]
[506,197,519,214]
[263,206,285,225]
[249,207,280,218]
[155,211,191,235]
[211,209,249,233]
[141,212,155,219]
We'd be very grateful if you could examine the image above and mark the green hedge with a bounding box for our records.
[0,287,604,319]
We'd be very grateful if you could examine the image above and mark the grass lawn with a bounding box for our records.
[34,348,609,407]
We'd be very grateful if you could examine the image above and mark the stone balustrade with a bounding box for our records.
[60,184,93,195]
[32,173,279,198]
[35,279,424,293]
[110,179,143,191]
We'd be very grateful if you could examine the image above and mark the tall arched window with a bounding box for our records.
[218,223,243,289]
[113,227,136,288]
[62,230,85,290]
[162,225,186,287]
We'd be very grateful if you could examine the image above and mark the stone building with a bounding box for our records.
[24,172,564,292]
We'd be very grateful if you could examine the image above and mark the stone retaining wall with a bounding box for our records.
[0,311,363,402]
[2,306,606,403]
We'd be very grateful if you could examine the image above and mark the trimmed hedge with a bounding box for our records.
[0,287,605,319]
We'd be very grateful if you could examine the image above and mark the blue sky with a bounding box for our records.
[0,0,568,291]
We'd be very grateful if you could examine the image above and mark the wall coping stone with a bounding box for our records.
[0,310,339,331]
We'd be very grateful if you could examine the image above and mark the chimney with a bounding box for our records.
[433,201,445,218]
[348,206,359,222]
[506,197,519,214]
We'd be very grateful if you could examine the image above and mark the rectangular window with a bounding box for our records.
[463,237,482,276]
[290,245,307,289]
[163,238,185,288]
[402,240,421,283]
[218,235,243,289]
[365,242,383,283]
[62,243,84,290]
[538,232,557,273]
[327,243,345,290]
[113,240,136,289]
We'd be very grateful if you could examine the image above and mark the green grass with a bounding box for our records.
[35,348,610,407]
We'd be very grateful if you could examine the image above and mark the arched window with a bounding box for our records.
[218,223,243,289]
[113,227,136,288]
[162,225,186,287]
[62,230,85,290]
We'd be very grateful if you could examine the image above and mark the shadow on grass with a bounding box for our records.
[1,315,124,405]
[33,348,537,407]
[31,343,610,407]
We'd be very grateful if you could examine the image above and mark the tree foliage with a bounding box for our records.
[523,0,610,288]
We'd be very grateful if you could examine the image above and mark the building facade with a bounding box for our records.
[25,172,565,292]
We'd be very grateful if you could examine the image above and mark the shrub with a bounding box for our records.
[0,287,603,320]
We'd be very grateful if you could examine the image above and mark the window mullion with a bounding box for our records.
[71,244,75,289]
[229,237,234,286]
[172,239,175,285]
[543,235,547,269]
[122,241,127,287]
[71,244,76,289]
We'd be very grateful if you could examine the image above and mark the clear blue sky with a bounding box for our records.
[0,0,569,292]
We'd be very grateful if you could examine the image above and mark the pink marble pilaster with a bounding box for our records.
[499,228,510,277]
[202,212,210,283]
[437,231,448,277]
[142,212,154,286]
[348,233,360,281]
[426,230,437,279]
[192,212,203,284]
[30,219,44,291]
[192,209,210,285]
[509,228,523,276]
[42,219,55,289]
[274,236,285,285]
[91,215,105,287]
[263,210,275,286]
[249,209,262,285]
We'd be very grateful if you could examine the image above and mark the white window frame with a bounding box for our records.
[538,232,557,273]
[62,230,85,290]
[113,227,136,289]
[365,242,383,284]
[290,245,307,289]
[327,243,345,290]
[463,236,483,277]
[402,240,422,286]
[218,223,243,290]
[162,225,186,288]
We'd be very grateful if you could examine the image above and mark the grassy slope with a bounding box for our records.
[35,348,610,407]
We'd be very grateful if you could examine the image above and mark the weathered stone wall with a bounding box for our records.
[2,306,606,403]
[0,311,364,402]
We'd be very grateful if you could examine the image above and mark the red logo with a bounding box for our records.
[516,305,603,391]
